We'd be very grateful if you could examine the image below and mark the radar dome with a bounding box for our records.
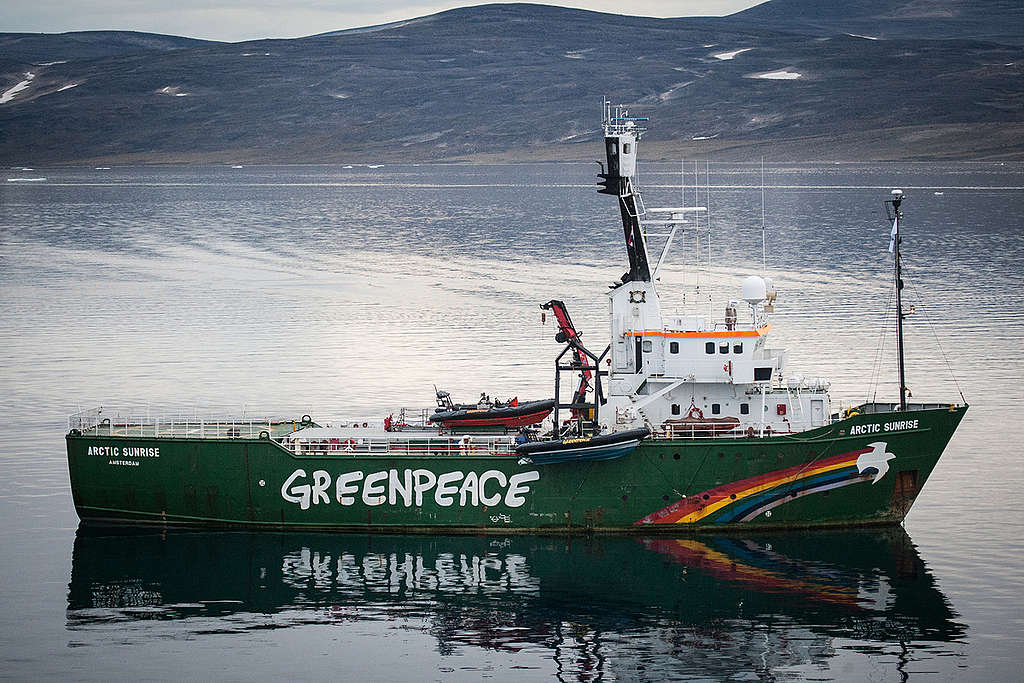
[741,275,767,305]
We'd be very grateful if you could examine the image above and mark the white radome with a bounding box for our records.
[741,275,767,305]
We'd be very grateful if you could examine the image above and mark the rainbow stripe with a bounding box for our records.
[640,538,861,606]
[636,447,874,525]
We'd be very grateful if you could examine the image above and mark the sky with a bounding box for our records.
[1,1,766,42]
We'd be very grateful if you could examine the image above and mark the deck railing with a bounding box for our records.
[281,435,517,457]
[68,407,300,439]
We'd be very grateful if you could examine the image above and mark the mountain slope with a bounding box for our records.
[0,31,219,63]
[729,0,1024,45]
[0,2,1021,163]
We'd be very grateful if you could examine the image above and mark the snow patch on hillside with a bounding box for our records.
[713,48,752,60]
[659,81,694,101]
[752,70,802,80]
[1,72,35,104]
[157,86,191,97]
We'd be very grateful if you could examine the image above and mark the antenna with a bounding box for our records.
[885,189,907,411]
[760,157,766,274]
[706,160,712,322]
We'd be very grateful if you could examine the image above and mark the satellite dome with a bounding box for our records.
[741,275,767,305]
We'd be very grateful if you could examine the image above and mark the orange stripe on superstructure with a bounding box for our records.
[624,325,771,338]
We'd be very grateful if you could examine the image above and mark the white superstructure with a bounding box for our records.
[595,102,830,438]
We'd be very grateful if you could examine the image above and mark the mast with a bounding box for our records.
[598,100,651,282]
[887,189,907,411]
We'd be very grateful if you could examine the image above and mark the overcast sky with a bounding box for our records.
[1,1,766,42]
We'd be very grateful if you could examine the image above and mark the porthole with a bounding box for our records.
[673,452,681,460]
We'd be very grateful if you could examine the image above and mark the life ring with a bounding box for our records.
[687,405,705,420]
[342,439,357,452]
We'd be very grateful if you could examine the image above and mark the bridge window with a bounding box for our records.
[669,341,679,354]
[754,367,772,381]
[671,403,680,415]
[705,342,715,354]
[733,343,743,354]
[711,404,721,415]
[719,342,729,354]
[740,403,750,415]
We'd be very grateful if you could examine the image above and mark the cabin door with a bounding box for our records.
[811,399,824,426]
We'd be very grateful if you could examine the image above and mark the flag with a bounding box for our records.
[888,217,898,253]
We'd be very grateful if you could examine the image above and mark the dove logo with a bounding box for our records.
[856,442,896,484]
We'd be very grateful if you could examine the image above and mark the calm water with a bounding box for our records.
[1,161,1022,680]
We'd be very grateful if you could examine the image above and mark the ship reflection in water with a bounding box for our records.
[67,528,964,678]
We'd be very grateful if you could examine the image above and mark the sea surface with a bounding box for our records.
[0,161,1022,681]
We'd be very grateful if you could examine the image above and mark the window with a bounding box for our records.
[740,403,750,415]
[623,143,631,154]
[642,340,652,352]
[669,341,679,354]
[719,342,729,354]
[754,367,772,381]
[671,404,680,415]
[711,404,721,415]
[609,141,618,155]
[733,343,743,354]
[705,342,715,354]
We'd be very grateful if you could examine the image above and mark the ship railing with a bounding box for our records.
[653,423,781,440]
[68,407,301,439]
[829,401,961,422]
[393,407,435,429]
[281,435,517,457]
[852,402,958,414]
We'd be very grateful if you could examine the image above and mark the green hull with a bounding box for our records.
[66,405,966,532]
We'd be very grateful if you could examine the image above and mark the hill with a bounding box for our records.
[0,1,1021,164]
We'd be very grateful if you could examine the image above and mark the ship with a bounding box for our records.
[65,102,967,532]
